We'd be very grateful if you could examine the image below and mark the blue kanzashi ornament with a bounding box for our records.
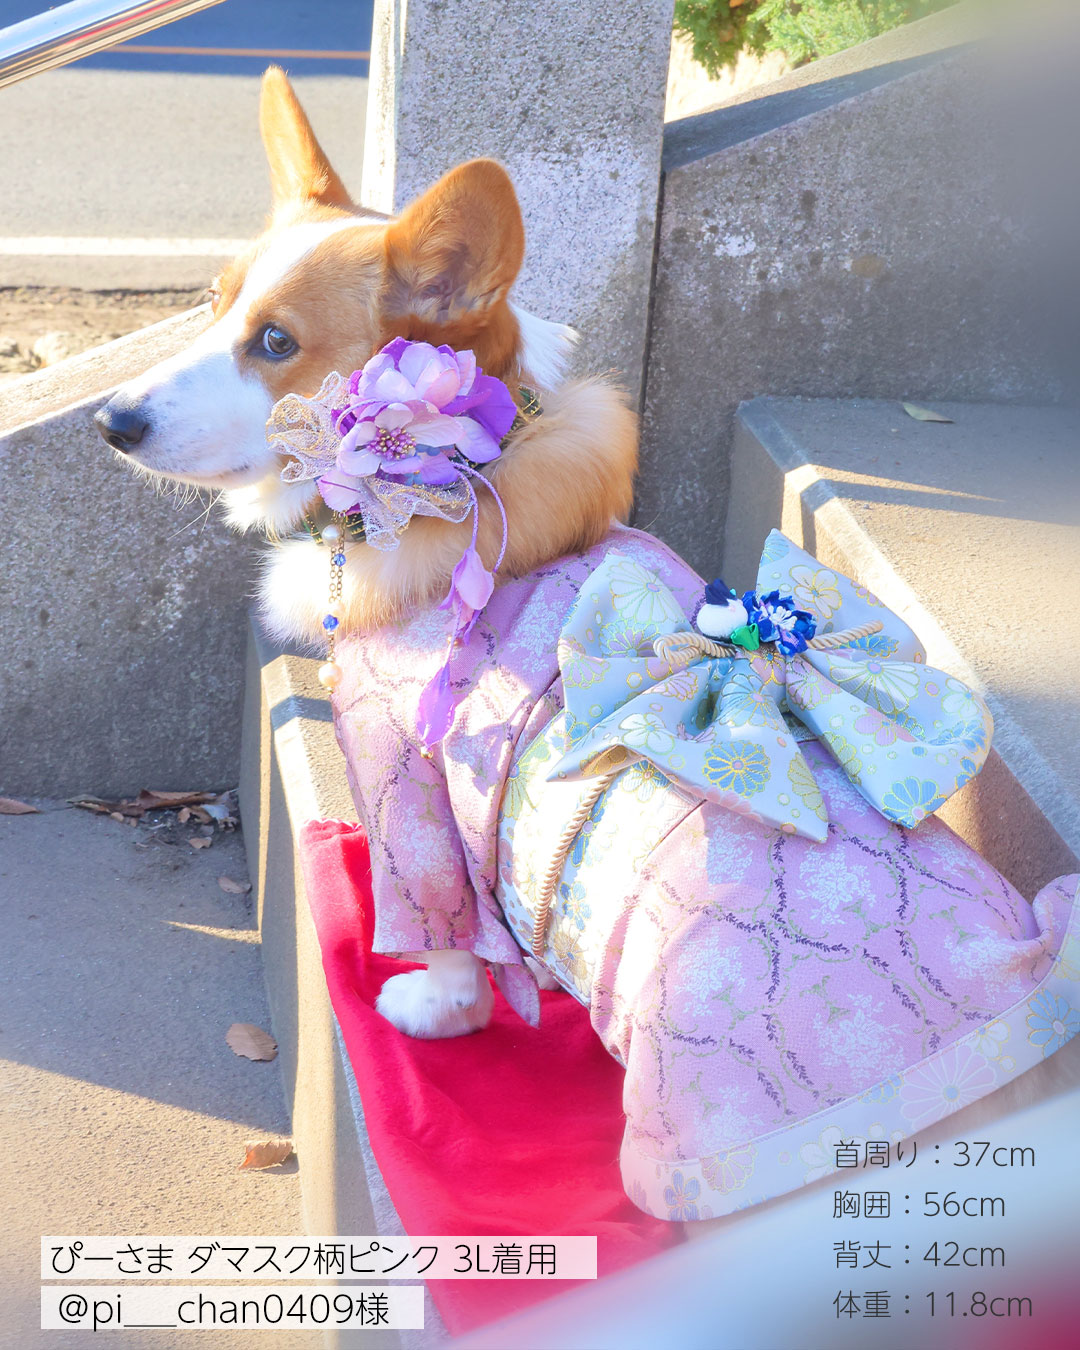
[698,577,816,655]
[745,589,817,656]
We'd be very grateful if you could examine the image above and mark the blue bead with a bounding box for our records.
[322,615,340,631]
[331,552,346,566]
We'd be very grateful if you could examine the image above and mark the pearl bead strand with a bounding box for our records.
[317,515,347,690]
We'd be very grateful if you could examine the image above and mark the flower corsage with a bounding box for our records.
[266,337,526,752]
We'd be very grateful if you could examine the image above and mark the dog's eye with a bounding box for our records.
[259,325,297,358]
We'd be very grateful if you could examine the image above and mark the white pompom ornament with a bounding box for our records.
[696,596,750,641]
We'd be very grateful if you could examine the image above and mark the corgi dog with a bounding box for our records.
[96,69,1079,1225]
[94,64,635,1030]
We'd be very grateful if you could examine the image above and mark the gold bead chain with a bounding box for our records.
[325,511,347,663]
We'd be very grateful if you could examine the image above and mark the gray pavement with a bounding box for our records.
[0,68,367,287]
[0,0,371,286]
[0,805,317,1348]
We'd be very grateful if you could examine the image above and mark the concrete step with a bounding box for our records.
[0,805,314,1349]
[239,620,445,1349]
[724,395,1080,896]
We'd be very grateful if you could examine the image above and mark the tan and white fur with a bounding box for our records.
[97,71,1077,1173]
[95,69,632,1041]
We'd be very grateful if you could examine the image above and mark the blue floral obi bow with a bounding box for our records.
[548,532,993,842]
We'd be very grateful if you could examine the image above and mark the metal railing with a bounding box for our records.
[0,0,227,90]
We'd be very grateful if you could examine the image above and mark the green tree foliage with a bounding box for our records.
[673,2,766,74]
[674,0,956,76]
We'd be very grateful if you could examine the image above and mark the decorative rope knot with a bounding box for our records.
[651,619,885,669]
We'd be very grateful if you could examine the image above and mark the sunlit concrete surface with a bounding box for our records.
[726,396,1080,899]
[0,805,318,1348]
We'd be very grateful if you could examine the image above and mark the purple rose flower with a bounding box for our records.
[317,338,517,513]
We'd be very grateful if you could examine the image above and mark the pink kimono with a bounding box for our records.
[331,525,1079,1220]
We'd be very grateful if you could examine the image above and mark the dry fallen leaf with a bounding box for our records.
[218,876,252,895]
[209,790,240,829]
[902,401,953,423]
[240,1138,293,1170]
[70,788,212,820]
[70,795,126,815]
[138,788,215,809]
[0,797,39,815]
[189,837,211,850]
[68,786,239,832]
[226,1022,278,1062]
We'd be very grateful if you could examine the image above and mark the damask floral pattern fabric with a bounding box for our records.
[549,534,993,841]
[331,525,703,1022]
[331,526,1080,1220]
[500,728,1078,1219]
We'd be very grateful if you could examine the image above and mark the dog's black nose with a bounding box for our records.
[94,401,150,454]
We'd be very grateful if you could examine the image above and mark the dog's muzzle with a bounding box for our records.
[94,397,150,454]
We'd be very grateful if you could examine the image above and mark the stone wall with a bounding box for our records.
[637,43,1066,577]
[362,0,675,405]
[0,310,256,798]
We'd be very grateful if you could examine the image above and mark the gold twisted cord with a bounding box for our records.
[804,620,886,649]
[529,616,886,963]
[531,770,617,960]
[652,619,884,666]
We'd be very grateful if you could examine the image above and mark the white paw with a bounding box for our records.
[375,962,495,1039]
[525,956,562,991]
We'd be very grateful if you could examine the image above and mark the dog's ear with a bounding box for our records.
[382,160,525,323]
[259,66,352,210]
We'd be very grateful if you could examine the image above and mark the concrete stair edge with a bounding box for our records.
[0,305,212,435]
[725,393,1080,898]
[239,616,446,1349]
